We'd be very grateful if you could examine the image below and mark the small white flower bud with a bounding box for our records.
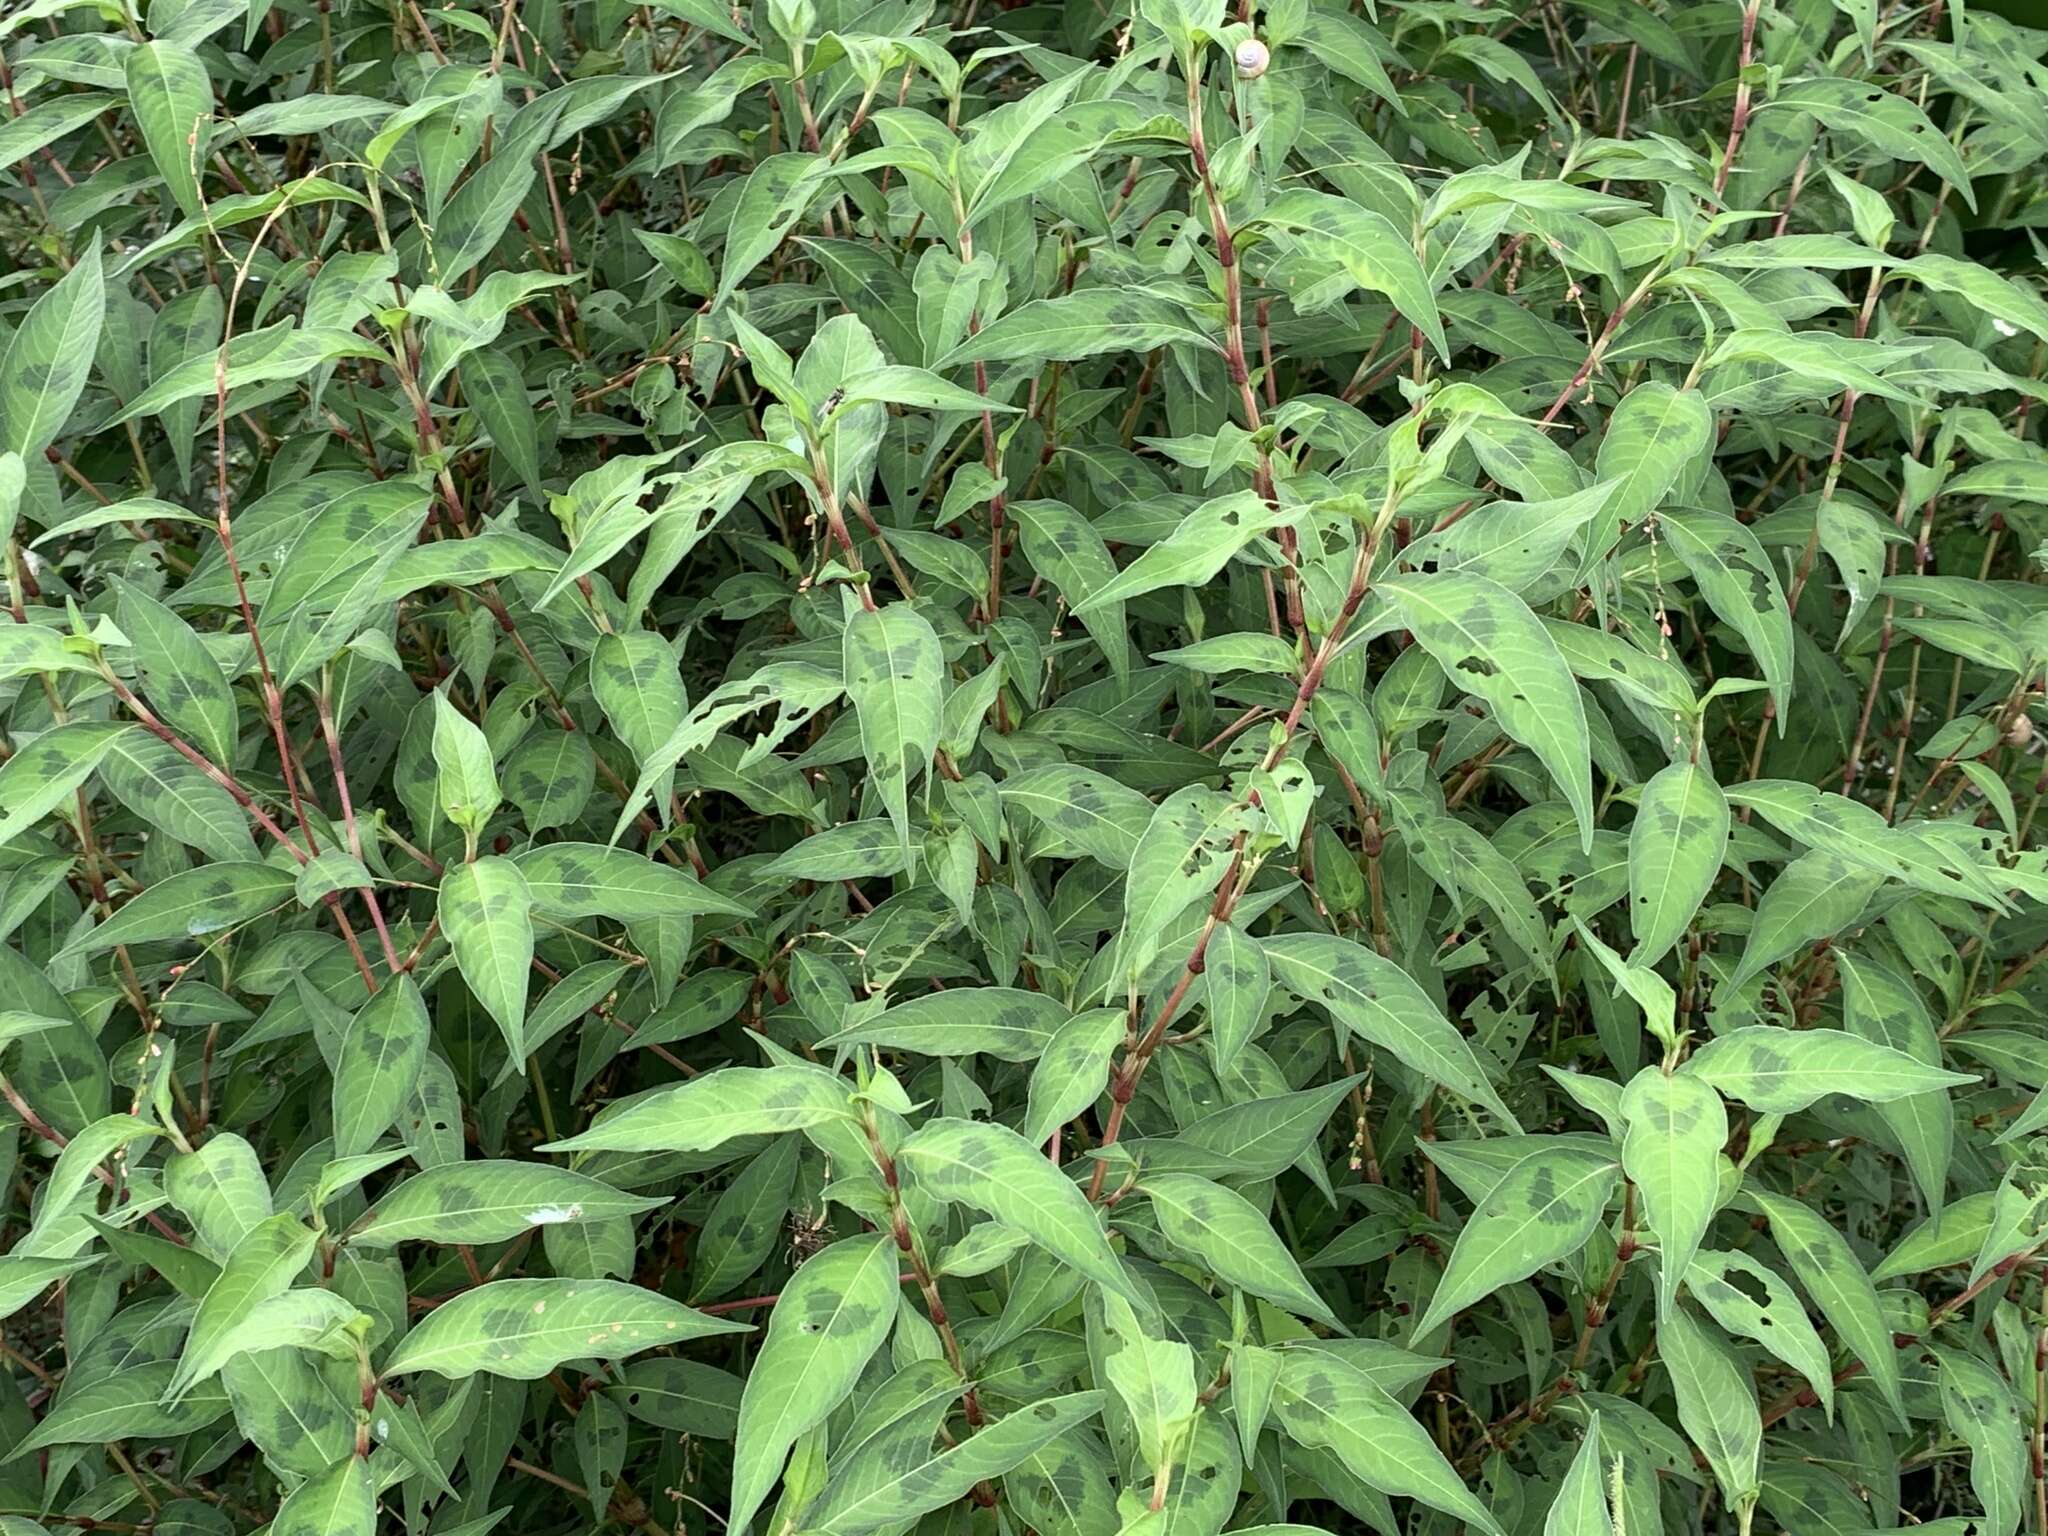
[1235,38,1269,79]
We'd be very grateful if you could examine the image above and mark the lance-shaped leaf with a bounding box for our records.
[1619,1067,1726,1310]
[729,1234,900,1536]
[439,856,534,1067]
[1263,932,1519,1127]
[0,1255,99,1322]
[1628,758,1728,967]
[822,987,1069,1062]
[1658,511,1795,726]
[382,1277,744,1380]
[1074,493,1298,614]
[1376,572,1594,851]
[0,245,104,461]
[1412,1140,1618,1338]
[843,603,943,859]
[11,1363,231,1455]
[56,862,296,960]
[166,1213,318,1402]
[1544,1412,1612,1536]
[1009,500,1131,678]
[897,1118,1148,1311]
[272,1452,375,1536]
[1590,383,1712,575]
[30,1114,159,1241]
[350,1162,665,1247]
[542,1065,857,1155]
[1091,1288,1196,1480]
[431,690,500,833]
[1248,190,1446,359]
[1767,78,1973,210]
[1939,1348,2026,1536]
[1658,1299,1760,1512]
[1202,920,1270,1076]
[996,763,1155,870]
[512,843,754,921]
[1837,952,1952,1214]
[1682,1026,1973,1113]
[1020,1007,1124,1147]
[805,1390,1105,1535]
[175,1289,364,1393]
[111,576,237,769]
[124,42,213,217]
[936,288,1217,369]
[1728,849,1883,988]
[332,974,429,1159]
[1687,1249,1834,1418]
[1746,1188,1904,1417]
[1141,1173,1337,1326]
[1116,785,1255,988]
[1271,1349,1505,1536]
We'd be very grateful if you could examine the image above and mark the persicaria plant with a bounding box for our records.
[1,0,2047,1533]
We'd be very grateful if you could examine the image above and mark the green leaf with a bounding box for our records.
[382,1278,745,1380]
[729,1233,900,1535]
[1682,1026,1973,1112]
[1117,785,1255,986]
[1619,1068,1726,1310]
[1592,385,1713,574]
[1687,1249,1834,1417]
[1141,1173,1337,1326]
[822,987,1069,1062]
[1658,511,1795,725]
[167,1212,319,1401]
[1074,493,1298,615]
[1939,1349,2026,1536]
[352,1161,663,1247]
[897,1118,1148,1311]
[11,1363,230,1456]
[331,974,429,1159]
[57,861,296,959]
[166,1130,272,1259]
[806,1391,1106,1535]
[439,856,534,1067]
[1262,932,1519,1127]
[1376,572,1594,851]
[1729,849,1882,989]
[1768,78,1974,212]
[842,603,943,858]
[1250,190,1446,359]
[1657,1299,1760,1511]
[1544,1412,1613,1536]
[1271,1349,1505,1536]
[1412,1140,1618,1338]
[512,843,754,921]
[1746,1188,1904,1417]
[937,289,1218,369]
[1628,758,1729,966]
[111,577,238,772]
[997,764,1155,870]
[1020,1007,1124,1148]
[431,691,501,833]
[1836,952,1952,1214]
[0,245,104,461]
[0,1254,99,1321]
[542,1065,856,1154]
[1092,1287,1197,1479]
[183,1287,363,1393]
[272,1453,374,1536]
[124,41,213,218]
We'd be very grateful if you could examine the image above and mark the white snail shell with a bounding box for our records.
[1235,39,1270,79]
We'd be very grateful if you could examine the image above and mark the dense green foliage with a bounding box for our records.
[3,0,2048,1533]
